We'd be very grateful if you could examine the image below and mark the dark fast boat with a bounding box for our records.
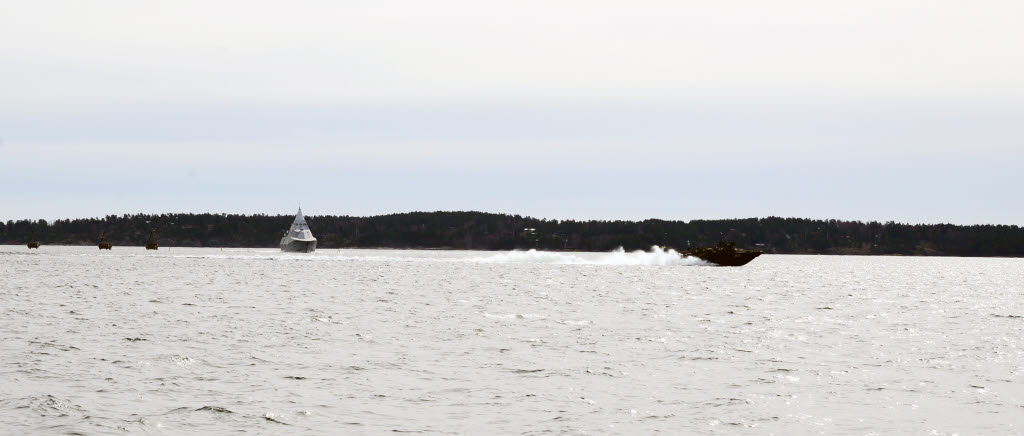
[145,230,158,250]
[685,241,762,266]
[98,231,112,250]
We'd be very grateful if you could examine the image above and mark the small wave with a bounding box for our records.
[171,355,194,369]
[473,246,708,266]
[195,406,234,414]
[29,395,86,417]
[263,413,290,425]
[483,312,546,320]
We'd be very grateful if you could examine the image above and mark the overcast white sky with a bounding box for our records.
[2,0,1022,224]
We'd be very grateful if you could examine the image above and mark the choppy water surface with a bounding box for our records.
[1,246,1022,435]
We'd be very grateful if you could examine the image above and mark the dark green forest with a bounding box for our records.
[2,211,1023,257]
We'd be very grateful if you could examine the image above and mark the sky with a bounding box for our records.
[1,0,1022,224]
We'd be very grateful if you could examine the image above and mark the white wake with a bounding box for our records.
[473,246,708,266]
[84,246,708,265]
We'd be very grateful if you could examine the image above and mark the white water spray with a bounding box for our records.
[474,246,708,266]
[88,246,708,265]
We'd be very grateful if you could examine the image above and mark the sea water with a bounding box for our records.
[1,246,1022,434]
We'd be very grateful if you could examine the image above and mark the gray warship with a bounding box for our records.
[280,208,317,253]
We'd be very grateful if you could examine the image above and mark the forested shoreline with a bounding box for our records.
[2,211,1022,257]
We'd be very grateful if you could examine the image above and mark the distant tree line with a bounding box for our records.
[2,212,1023,257]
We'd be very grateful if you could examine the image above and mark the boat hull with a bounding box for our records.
[280,238,317,253]
[691,251,761,266]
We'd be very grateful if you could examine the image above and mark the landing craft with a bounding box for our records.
[684,241,762,266]
[280,208,317,253]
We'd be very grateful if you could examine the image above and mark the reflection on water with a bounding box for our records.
[1,246,1022,434]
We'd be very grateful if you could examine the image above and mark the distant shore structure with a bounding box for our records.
[145,230,158,250]
[98,231,112,250]
[27,231,39,249]
[280,208,317,253]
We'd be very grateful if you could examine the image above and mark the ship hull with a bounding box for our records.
[691,251,761,266]
[280,238,317,253]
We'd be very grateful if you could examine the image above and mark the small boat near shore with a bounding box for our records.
[98,231,112,250]
[280,208,317,253]
[145,230,158,250]
[685,241,762,266]
[27,231,39,249]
